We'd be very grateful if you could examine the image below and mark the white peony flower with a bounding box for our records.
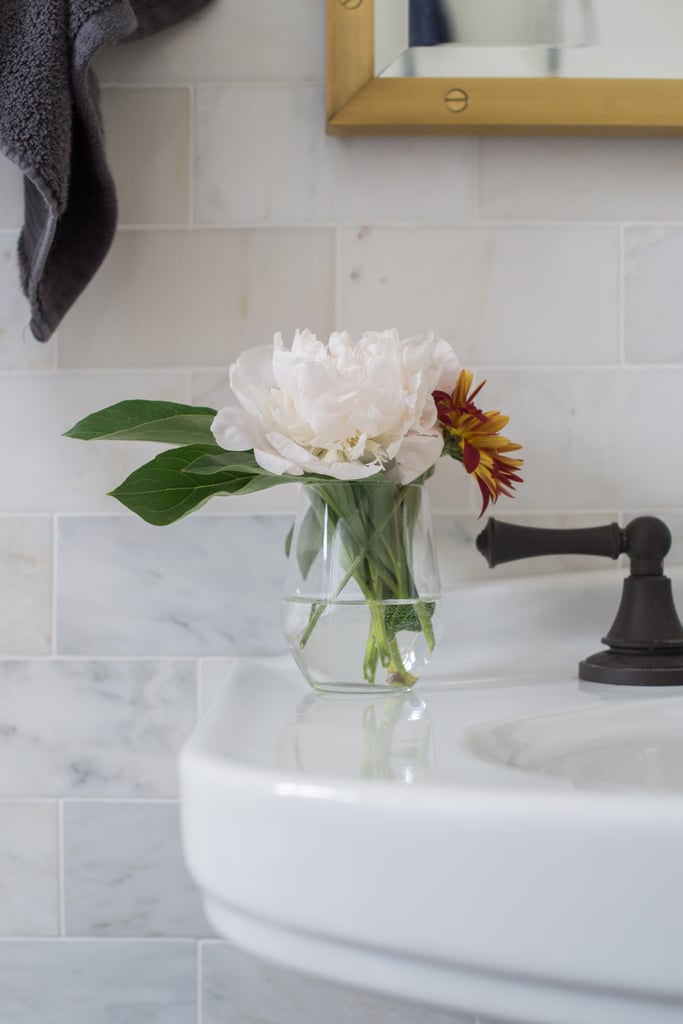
[211,329,460,483]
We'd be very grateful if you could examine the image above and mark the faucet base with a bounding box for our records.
[579,649,683,686]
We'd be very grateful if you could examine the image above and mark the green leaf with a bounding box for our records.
[284,523,294,559]
[184,450,273,477]
[295,500,327,579]
[109,445,289,526]
[64,400,218,446]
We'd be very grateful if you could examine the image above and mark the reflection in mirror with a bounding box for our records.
[376,0,683,80]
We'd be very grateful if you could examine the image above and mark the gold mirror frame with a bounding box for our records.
[327,0,683,135]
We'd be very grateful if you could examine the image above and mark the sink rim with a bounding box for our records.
[181,568,683,1024]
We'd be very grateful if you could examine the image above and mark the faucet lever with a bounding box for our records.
[475,516,683,686]
[476,518,624,567]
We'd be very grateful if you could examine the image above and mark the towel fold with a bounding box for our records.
[0,0,214,342]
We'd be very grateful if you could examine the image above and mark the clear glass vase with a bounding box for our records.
[281,480,441,694]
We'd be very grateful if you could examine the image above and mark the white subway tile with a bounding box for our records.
[0,236,52,370]
[0,156,23,230]
[339,226,620,365]
[64,802,209,937]
[198,658,238,717]
[57,228,334,368]
[0,804,58,937]
[0,660,195,797]
[0,517,52,655]
[201,941,474,1024]
[435,512,624,589]
[94,0,324,84]
[195,85,476,225]
[473,368,683,511]
[0,940,195,1023]
[480,137,683,221]
[625,226,683,364]
[101,88,190,226]
[0,372,185,513]
[57,516,290,656]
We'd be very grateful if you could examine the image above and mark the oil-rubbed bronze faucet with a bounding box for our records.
[476,516,683,686]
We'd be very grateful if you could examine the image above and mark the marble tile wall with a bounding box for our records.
[1,0,683,1021]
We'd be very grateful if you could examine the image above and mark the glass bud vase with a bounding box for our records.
[281,480,441,694]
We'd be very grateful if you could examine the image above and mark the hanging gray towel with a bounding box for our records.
[0,0,215,342]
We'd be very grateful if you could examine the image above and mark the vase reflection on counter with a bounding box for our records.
[289,691,434,783]
[281,480,442,694]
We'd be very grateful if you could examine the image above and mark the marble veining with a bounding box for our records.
[0,517,52,656]
[63,801,211,938]
[57,515,291,656]
[0,803,58,937]
[201,941,474,1024]
[0,940,196,1024]
[0,660,196,797]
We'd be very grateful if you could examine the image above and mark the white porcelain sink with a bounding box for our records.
[180,566,683,1024]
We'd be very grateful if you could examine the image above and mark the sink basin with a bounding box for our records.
[469,694,683,792]
[180,566,683,1024]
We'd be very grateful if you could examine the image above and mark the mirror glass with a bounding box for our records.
[376,1,683,81]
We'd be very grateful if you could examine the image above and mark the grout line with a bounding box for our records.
[0,936,199,943]
[5,363,683,382]
[0,654,219,662]
[33,794,180,802]
[0,368,192,379]
[1,221,679,238]
[110,219,636,231]
[100,82,198,91]
[98,78,325,90]
[5,363,683,379]
[0,797,181,804]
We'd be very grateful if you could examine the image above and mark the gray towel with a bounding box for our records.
[0,0,215,342]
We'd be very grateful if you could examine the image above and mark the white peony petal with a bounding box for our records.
[266,431,322,473]
[224,329,459,485]
[211,407,256,451]
[229,346,275,417]
[401,332,436,373]
[266,431,381,481]
[432,337,460,394]
[253,446,303,476]
[388,432,444,484]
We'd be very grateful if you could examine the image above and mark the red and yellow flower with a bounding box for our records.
[433,370,523,516]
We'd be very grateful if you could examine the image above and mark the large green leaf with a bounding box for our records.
[64,400,218,446]
[184,450,272,477]
[109,445,288,525]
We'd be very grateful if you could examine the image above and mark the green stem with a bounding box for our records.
[295,481,435,686]
[415,600,436,653]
